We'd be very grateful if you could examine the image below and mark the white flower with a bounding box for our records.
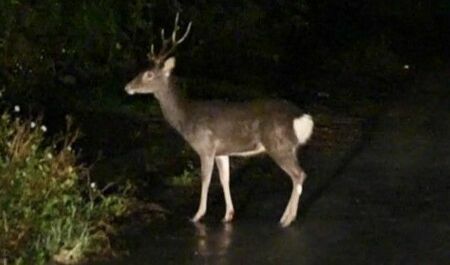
[403,64,410,70]
[14,105,20,112]
[30,121,36,128]
[67,145,72,151]
[40,125,47,132]
[47,153,53,159]
[90,182,96,189]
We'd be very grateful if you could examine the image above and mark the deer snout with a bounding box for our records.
[125,84,135,95]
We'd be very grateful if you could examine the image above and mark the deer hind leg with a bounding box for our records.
[215,156,235,222]
[269,150,307,227]
[191,154,215,222]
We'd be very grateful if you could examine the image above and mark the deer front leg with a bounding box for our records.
[191,154,215,222]
[215,156,235,222]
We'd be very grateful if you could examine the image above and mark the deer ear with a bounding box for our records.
[162,57,176,76]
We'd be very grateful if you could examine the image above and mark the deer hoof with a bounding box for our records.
[222,211,234,223]
[280,220,291,228]
[280,215,295,228]
[190,214,203,223]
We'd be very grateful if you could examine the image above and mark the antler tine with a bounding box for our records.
[149,12,192,65]
[150,43,155,56]
[161,28,166,40]
[147,43,156,61]
[172,12,180,42]
[159,28,171,55]
[175,21,192,44]
[159,16,191,61]
[169,12,193,45]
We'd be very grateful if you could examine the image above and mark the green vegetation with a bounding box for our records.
[0,0,446,262]
[167,162,198,187]
[0,111,130,265]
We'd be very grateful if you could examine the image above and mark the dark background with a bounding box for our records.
[1,0,449,197]
[2,0,449,110]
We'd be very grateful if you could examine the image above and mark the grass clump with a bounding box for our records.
[168,169,197,187]
[167,162,198,187]
[0,113,130,265]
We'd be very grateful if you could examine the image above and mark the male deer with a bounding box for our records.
[125,14,314,227]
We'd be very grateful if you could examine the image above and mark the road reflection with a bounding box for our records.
[194,223,233,264]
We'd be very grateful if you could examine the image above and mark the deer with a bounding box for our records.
[125,14,314,227]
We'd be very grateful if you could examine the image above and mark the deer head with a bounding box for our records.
[125,13,192,95]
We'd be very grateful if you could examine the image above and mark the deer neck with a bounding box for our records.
[154,79,187,132]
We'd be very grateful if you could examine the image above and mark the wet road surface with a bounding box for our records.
[93,87,450,265]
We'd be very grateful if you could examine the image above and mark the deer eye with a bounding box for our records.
[143,71,154,81]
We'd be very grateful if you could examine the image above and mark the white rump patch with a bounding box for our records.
[293,114,314,144]
[296,184,303,195]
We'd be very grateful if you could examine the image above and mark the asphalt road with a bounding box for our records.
[93,76,450,265]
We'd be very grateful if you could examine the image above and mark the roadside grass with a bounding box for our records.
[0,112,131,265]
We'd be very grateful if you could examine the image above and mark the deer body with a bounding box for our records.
[157,88,305,155]
[125,16,313,227]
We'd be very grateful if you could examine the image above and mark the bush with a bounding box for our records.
[0,112,130,265]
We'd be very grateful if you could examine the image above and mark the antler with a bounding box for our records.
[148,12,192,65]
